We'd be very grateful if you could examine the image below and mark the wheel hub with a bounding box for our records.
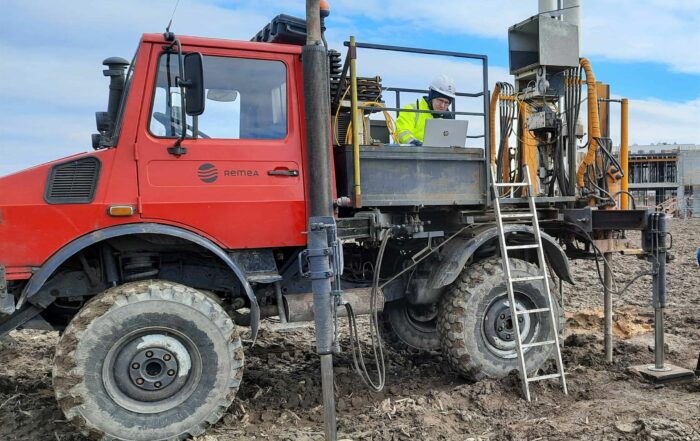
[128,347,179,391]
[406,303,437,325]
[483,293,536,357]
[103,330,201,413]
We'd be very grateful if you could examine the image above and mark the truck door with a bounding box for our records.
[136,44,306,249]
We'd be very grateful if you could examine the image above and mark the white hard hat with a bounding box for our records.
[429,75,456,99]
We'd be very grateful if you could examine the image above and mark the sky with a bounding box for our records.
[0,0,699,176]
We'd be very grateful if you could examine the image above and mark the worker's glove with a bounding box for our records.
[410,139,422,146]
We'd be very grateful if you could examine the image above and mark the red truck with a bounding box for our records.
[0,8,657,440]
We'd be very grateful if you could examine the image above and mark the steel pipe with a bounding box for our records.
[284,287,384,322]
[650,213,670,371]
[603,251,613,363]
[304,2,336,438]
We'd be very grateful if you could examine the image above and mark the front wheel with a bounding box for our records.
[438,257,563,381]
[53,280,244,441]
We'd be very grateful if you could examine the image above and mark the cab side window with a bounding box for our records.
[149,53,287,140]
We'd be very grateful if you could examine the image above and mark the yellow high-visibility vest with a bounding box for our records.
[396,97,433,144]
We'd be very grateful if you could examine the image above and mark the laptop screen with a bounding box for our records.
[422,119,469,147]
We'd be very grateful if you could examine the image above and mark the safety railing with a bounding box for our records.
[337,37,491,207]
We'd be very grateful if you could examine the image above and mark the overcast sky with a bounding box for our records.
[1,0,699,176]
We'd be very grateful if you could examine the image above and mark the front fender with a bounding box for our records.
[426,225,574,289]
[17,223,261,342]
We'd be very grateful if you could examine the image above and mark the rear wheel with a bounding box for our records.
[53,280,243,440]
[438,257,562,380]
[380,298,440,352]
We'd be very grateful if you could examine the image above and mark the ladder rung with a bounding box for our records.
[510,276,544,282]
[506,244,539,250]
[515,307,550,315]
[521,340,556,349]
[527,373,562,382]
[494,182,528,187]
[500,212,534,219]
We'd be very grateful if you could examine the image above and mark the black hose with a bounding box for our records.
[611,190,637,209]
[345,229,391,392]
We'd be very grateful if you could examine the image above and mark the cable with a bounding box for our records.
[546,220,617,293]
[362,101,399,144]
[616,272,653,297]
[333,84,350,145]
[611,190,637,209]
[344,228,391,392]
[379,226,470,290]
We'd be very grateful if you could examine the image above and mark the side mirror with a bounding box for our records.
[183,52,205,116]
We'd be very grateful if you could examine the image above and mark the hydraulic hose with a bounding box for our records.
[520,101,538,195]
[489,82,501,166]
[576,57,601,189]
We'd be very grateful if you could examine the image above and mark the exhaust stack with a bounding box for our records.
[93,57,129,149]
[102,57,130,132]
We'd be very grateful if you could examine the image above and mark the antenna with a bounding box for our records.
[165,0,181,33]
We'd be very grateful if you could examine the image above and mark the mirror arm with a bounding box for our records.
[168,38,188,156]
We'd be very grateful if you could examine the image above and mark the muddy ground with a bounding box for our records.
[1,219,699,441]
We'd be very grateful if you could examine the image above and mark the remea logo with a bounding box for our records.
[198,163,218,183]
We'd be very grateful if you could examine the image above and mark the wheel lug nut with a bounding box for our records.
[145,351,153,358]
[498,326,503,332]
[167,369,175,376]
[163,354,171,361]
[136,378,144,385]
[500,314,506,319]
[154,381,162,388]
[131,362,140,369]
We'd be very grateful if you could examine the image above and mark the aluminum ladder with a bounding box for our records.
[490,165,568,401]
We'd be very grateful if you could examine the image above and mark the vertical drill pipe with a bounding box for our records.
[303,50,333,214]
[321,354,336,433]
[652,213,668,370]
[603,251,613,363]
[304,1,336,439]
[308,224,336,440]
[349,36,362,208]
[620,98,629,209]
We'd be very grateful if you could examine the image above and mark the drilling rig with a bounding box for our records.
[0,1,687,440]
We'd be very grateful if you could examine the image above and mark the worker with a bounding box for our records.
[396,75,456,145]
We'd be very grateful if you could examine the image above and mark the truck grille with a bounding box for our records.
[45,157,101,204]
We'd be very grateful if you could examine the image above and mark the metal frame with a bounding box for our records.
[341,40,491,207]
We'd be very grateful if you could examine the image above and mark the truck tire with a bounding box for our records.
[380,298,440,352]
[438,257,563,380]
[52,280,244,441]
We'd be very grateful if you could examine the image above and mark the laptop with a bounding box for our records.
[423,119,469,148]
